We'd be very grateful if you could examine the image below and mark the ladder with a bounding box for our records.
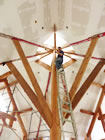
[57,69,78,140]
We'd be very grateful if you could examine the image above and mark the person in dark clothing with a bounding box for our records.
[55,47,64,71]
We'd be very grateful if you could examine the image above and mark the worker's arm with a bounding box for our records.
[56,50,64,56]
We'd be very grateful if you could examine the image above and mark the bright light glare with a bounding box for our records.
[38,33,75,65]
[44,33,67,46]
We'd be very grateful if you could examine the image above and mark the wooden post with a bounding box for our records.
[50,24,61,140]
[98,108,105,132]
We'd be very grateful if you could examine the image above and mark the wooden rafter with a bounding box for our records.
[35,60,51,71]
[98,108,105,132]
[0,71,12,80]
[87,84,105,137]
[63,59,76,69]
[6,62,52,128]
[0,80,18,90]
[34,51,53,70]
[18,108,33,114]
[80,109,95,116]
[69,37,98,101]
[92,82,103,88]
[4,79,27,139]
[34,50,52,57]
[12,39,52,127]
[0,111,16,123]
[39,51,53,59]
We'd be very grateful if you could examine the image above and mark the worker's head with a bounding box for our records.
[58,47,61,50]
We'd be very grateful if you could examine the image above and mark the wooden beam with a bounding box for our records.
[38,45,53,51]
[0,80,18,90]
[80,109,95,116]
[63,59,76,69]
[39,51,52,59]
[92,82,103,88]
[98,108,105,132]
[50,24,61,140]
[87,84,105,137]
[34,51,52,57]
[0,71,12,80]
[4,79,27,139]
[98,114,105,120]
[7,62,52,128]
[35,60,51,71]
[12,39,52,127]
[69,37,98,101]
[63,60,105,119]
[19,108,33,114]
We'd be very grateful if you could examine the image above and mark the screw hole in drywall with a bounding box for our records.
[66,26,68,29]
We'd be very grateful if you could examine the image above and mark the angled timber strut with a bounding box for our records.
[63,60,105,120]
[12,39,52,128]
[69,37,98,101]
[7,61,52,128]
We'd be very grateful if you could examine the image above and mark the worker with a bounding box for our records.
[55,47,64,72]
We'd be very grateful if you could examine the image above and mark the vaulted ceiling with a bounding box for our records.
[0,0,105,140]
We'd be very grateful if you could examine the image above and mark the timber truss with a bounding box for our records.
[0,25,105,140]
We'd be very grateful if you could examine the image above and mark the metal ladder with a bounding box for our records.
[57,69,78,140]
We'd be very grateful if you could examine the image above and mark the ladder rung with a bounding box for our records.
[62,108,71,113]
